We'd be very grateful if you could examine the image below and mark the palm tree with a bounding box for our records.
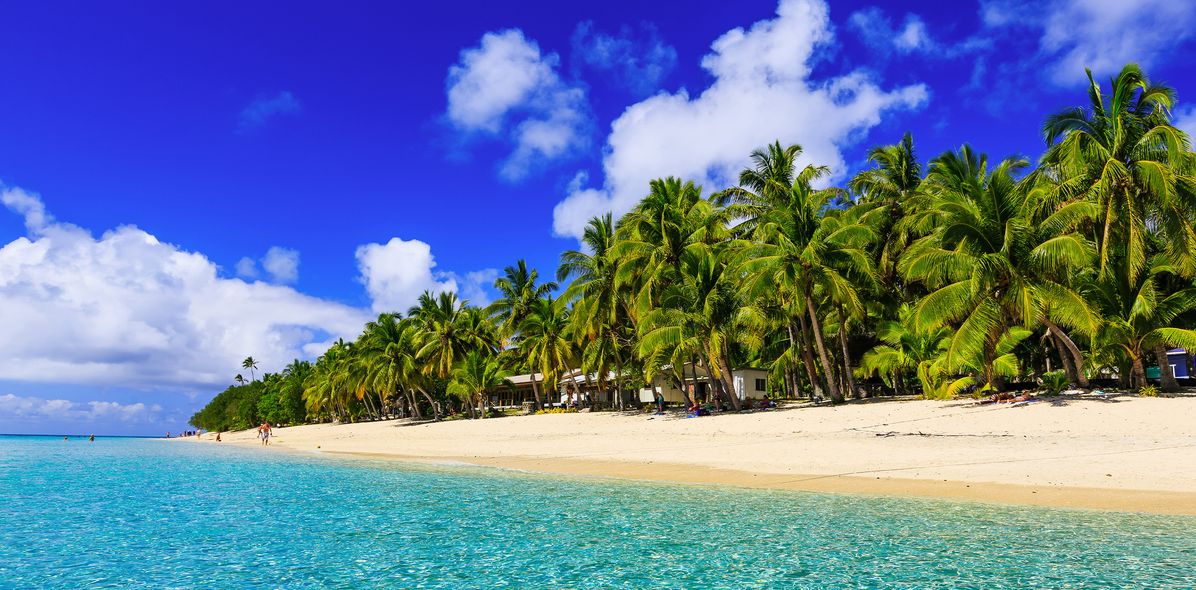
[1088,256,1196,390]
[357,313,429,419]
[242,356,259,381]
[559,214,633,408]
[517,296,573,409]
[848,132,925,292]
[736,165,873,403]
[856,304,950,397]
[409,291,468,381]
[234,374,246,386]
[448,350,514,418]
[488,260,557,341]
[1040,64,1196,283]
[900,145,1097,389]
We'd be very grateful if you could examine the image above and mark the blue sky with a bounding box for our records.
[2,0,1195,434]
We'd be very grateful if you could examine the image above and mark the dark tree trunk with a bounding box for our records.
[1156,343,1180,393]
[806,295,843,403]
[530,373,544,410]
[1042,319,1089,388]
[1048,332,1079,386]
[795,317,821,399]
[837,306,859,399]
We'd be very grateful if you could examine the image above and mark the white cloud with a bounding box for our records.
[262,246,299,284]
[445,29,591,181]
[980,0,1196,86]
[235,256,258,279]
[571,21,677,96]
[0,185,370,389]
[239,90,301,130]
[235,247,301,284]
[894,17,929,52]
[0,393,162,423]
[1175,107,1196,142]
[848,8,989,58]
[551,0,928,239]
[355,237,496,313]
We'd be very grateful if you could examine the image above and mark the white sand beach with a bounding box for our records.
[186,394,1196,515]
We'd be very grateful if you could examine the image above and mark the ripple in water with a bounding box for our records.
[1,435,1194,589]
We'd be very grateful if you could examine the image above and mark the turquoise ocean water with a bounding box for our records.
[2,434,1194,589]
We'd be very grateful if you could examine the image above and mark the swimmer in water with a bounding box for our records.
[89,434,95,442]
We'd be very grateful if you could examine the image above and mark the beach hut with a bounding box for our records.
[731,368,770,400]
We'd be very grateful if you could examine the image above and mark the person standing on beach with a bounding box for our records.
[259,422,271,446]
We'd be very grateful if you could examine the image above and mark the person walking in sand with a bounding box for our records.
[259,422,272,446]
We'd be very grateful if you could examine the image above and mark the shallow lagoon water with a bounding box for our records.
[2,434,1194,589]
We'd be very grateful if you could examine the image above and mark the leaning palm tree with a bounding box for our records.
[242,356,259,381]
[233,374,246,386]
[447,350,514,418]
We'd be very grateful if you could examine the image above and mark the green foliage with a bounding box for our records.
[1040,370,1069,394]
[1138,385,1160,397]
[190,61,1196,430]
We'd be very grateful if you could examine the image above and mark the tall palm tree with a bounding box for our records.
[517,296,572,409]
[559,214,633,408]
[242,356,259,381]
[900,145,1097,389]
[357,313,429,419]
[488,260,557,340]
[736,166,872,403]
[1039,64,1196,283]
[848,132,925,291]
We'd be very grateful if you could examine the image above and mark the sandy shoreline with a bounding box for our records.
[180,394,1196,515]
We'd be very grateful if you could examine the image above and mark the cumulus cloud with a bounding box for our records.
[551,0,928,239]
[445,29,591,181]
[980,0,1196,86]
[261,246,300,284]
[1175,107,1196,142]
[239,90,301,130]
[0,393,161,423]
[571,21,677,97]
[355,237,496,313]
[849,8,988,58]
[0,185,370,389]
[235,247,301,284]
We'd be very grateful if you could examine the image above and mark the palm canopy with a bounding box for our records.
[488,259,557,339]
[900,145,1097,386]
[1039,63,1196,282]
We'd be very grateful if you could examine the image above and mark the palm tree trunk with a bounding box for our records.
[1131,354,1147,390]
[784,323,801,398]
[1048,333,1079,386]
[529,373,544,410]
[1155,343,1180,393]
[717,346,741,411]
[404,389,422,419]
[805,295,843,403]
[837,306,858,399]
[794,318,821,400]
[614,351,624,411]
[1042,319,1089,387]
[416,387,440,419]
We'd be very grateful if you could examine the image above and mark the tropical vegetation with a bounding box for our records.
[191,64,1196,431]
